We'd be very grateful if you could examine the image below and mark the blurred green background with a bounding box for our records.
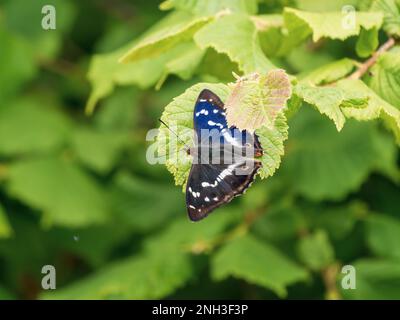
[0,0,399,300]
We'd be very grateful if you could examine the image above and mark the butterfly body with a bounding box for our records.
[186,89,263,221]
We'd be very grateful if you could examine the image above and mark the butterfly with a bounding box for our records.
[186,89,263,221]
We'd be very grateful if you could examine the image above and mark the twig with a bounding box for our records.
[348,37,396,80]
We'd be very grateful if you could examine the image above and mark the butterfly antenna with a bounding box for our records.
[158,119,191,149]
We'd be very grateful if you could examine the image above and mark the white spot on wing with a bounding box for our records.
[204,197,210,202]
[207,120,224,129]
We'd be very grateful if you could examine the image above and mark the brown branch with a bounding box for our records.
[348,37,396,80]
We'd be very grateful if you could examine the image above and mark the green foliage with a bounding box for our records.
[212,235,309,297]
[1,0,400,301]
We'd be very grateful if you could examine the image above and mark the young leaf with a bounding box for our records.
[370,0,400,37]
[225,69,291,132]
[119,12,213,63]
[336,79,400,144]
[299,58,357,85]
[365,51,400,109]
[284,8,383,42]
[194,13,275,74]
[293,83,369,131]
[211,234,309,297]
[160,0,259,15]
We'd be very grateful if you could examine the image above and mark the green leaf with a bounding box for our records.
[370,0,400,37]
[337,79,400,144]
[41,252,193,299]
[282,108,397,200]
[194,14,275,74]
[119,12,212,63]
[299,58,357,85]
[211,234,309,297]
[156,41,205,90]
[293,83,369,131]
[110,172,182,232]
[0,26,36,103]
[284,8,383,42]
[366,214,400,259]
[256,112,289,179]
[6,157,109,227]
[366,51,400,109]
[71,128,128,174]
[160,0,258,15]
[225,70,291,132]
[3,0,76,60]
[356,27,379,57]
[0,203,13,239]
[297,230,335,271]
[341,259,400,299]
[0,99,70,155]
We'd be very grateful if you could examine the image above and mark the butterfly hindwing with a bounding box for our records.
[186,160,261,221]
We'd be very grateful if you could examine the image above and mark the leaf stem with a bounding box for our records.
[348,37,396,80]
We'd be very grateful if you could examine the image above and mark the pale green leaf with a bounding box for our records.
[299,58,357,85]
[160,0,259,15]
[370,0,400,37]
[293,82,369,131]
[256,112,289,179]
[6,157,109,227]
[194,14,275,74]
[225,69,291,132]
[297,230,335,271]
[366,51,400,108]
[119,13,212,63]
[337,79,400,143]
[156,41,205,90]
[211,234,309,297]
[284,8,383,42]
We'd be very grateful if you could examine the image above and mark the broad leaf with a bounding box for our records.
[6,157,109,227]
[365,51,400,109]
[284,8,383,42]
[194,14,275,74]
[370,0,400,37]
[211,234,309,297]
[225,70,291,132]
[293,83,369,131]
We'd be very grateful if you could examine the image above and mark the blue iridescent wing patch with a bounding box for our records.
[186,89,263,221]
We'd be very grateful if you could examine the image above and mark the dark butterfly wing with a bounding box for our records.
[185,89,263,221]
[186,160,261,221]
